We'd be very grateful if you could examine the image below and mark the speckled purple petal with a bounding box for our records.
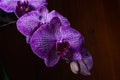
[79,48,93,75]
[60,26,83,49]
[46,10,70,27]
[16,7,48,38]
[30,24,56,59]
[44,49,60,67]
[17,10,40,37]
[0,0,18,12]
[29,0,47,9]
[37,6,49,23]
[49,17,62,40]
[72,51,82,61]
[30,17,62,66]
[64,49,82,61]
[60,26,83,61]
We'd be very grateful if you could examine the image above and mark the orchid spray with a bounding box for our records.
[0,0,93,75]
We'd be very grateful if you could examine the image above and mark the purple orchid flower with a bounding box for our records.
[29,16,84,67]
[0,0,47,17]
[17,6,48,43]
[0,0,93,75]
[17,9,93,73]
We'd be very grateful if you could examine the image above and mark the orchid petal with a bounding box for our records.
[61,26,83,49]
[28,0,47,9]
[30,24,56,59]
[38,6,49,23]
[0,0,18,12]
[17,11,41,37]
[44,50,60,67]
[72,51,82,61]
[17,7,48,41]
[46,10,70,27]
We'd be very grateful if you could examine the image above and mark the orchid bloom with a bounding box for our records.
[17,9,83,67]
[17,6,48,43]
[30,16,83,67]
[0,0,47,17]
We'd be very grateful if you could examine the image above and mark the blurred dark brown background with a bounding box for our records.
[0,0,120,80]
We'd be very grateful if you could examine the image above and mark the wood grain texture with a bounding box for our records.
[0,0,120,80]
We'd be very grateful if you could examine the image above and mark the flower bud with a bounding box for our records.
[70,61,79,74]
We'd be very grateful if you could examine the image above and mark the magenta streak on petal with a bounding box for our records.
[26,22,43,43]
[29,22,43,36]
[56,41,70,56]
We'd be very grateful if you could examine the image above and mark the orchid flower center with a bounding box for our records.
[56,41,70,56]
[16,1,34,17]
[17,1,31,11]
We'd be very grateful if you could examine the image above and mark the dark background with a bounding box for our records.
[0,0,120,80]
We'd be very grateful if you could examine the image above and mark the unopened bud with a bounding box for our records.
[70,61,79,74]
[78,59,91,76]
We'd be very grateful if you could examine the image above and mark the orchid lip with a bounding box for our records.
[15,1,35,17]
[17,1,29,11]
[56,41,70,56]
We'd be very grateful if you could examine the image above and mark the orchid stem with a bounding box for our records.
[0,21,16,28]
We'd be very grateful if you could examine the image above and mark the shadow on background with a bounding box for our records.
[0,0,120,80]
